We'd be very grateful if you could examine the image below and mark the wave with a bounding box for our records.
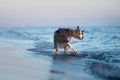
[88,61,120,80]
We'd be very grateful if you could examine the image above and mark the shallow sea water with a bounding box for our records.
[0,26,120,80]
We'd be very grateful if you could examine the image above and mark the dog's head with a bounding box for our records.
[75,26,85,40]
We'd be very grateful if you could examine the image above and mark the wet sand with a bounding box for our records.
[0,41,51,80]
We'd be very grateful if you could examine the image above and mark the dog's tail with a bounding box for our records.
[54,31,57,49]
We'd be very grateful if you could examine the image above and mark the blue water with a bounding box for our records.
[0,26,120,80]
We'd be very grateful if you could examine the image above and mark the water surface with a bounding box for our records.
[0,26,120,80]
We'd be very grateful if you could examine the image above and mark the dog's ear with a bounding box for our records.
[82,30,85,32]
[76,26,80,30]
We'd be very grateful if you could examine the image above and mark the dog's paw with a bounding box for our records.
[70,52,77,56]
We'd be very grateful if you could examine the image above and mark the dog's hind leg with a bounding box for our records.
[55,46,59,54]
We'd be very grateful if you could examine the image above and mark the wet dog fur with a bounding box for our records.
[54,26,85,54]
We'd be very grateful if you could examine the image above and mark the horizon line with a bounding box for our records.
[0,25,120,28]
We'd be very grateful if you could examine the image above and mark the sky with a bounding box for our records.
[0,0,120,27]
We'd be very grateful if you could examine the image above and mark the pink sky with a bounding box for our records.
[0,0,120,27]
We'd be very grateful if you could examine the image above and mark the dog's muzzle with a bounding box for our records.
[78,37,84,40]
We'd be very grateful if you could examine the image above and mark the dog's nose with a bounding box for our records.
[82,37,84,39]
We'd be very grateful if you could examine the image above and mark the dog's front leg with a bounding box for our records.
[67,43,76,54]
[64,45,68,54]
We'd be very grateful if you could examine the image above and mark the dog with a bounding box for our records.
[54,26,85,54]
